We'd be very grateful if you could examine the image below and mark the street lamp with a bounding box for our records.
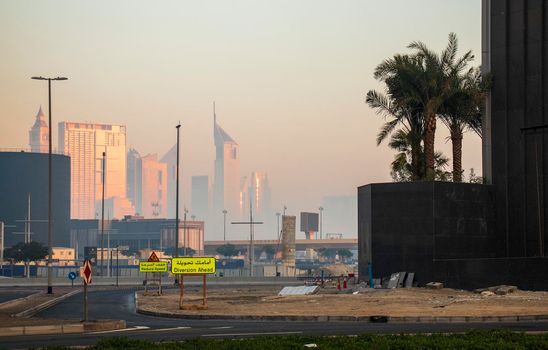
[31,75,67,294]
[100,151,106,277]
[183,207,188,256]
[175,123,181,258]
[318,206,324,240]
[222,209,227,241]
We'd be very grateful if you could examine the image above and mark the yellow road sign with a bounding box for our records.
[139,261,168,273]
[171,257,216,275]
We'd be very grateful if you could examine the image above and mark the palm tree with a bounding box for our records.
[366,89,424,180]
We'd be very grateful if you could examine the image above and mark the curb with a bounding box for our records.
[0,320,126,337]
[0,292,43,310]
[135,307,548,323]
[135,293,548,324]
[15,289,82,318]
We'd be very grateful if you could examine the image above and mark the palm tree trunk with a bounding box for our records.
[424,113,437,180]
[451,126,463,183]
[411,144,421,181]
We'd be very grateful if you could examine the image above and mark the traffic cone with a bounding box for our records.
[343,277,347,289]
[337,277,341,290]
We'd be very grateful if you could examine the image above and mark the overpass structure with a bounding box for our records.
[204,238,357,253]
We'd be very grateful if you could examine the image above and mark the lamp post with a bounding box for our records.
[31,75,67,294]
[183,208,188,256]
[222,209,227,241]
[100,151,106,276]
[318,206,324,240]
[175,123,181,258]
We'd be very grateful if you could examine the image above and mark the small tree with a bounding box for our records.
[317,248,338,262]
[263,246,276,261]
[337,249,354,262]
[163,247,196,257]
[216,244,239,257]
[4,242,48,277]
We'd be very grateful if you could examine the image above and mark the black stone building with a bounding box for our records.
[358,0,548,290]
[0,152,71,247]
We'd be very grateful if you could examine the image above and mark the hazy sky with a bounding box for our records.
[0,0,482,219]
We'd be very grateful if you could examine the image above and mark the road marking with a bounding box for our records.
[209,326,233,329]
[202,331,302,337]
[89,326,150,334]
[150,326,192,332]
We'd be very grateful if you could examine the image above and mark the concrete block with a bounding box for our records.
[0,327,24,337]
[62,323,84,334]
[426,282,444,289]
[24,325,62,335]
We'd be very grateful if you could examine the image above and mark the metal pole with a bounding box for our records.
[100,151,106,276]
[116,247,119,287]
[223,210,227,241]
[0,222,4,264]
[175,124,181,258]
[46,79,53,294]
[83,282,88,321]
[319,206,323,240]
[183,209,187,256]
[107,230,111,278]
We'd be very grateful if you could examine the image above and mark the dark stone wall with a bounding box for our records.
[0,152,71,247]
[490,0,548,258]
[357,182,548,290]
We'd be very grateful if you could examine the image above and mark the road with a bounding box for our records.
[0,287,39,304]
[1,287,548,349]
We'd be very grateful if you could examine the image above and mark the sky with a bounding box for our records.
[0,0,482,236]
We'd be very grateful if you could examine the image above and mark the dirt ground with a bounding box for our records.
[138,285,548,317]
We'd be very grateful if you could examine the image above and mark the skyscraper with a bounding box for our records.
[213,104,240,220]
[160,143,179,218]
[28,106,48,153]
[191,175,209,220]
[249,171,271,220]
[59,121,132,219]
[140,154,167,218]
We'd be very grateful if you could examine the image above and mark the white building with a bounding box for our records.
[58,121,133,219]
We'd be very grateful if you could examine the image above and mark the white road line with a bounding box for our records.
[202,331,302,337]
[209,326,233,330]
[150,326,192,332]
[89,326,150,334]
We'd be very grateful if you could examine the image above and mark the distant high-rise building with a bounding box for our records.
[126,148,141,207]
[140,154,167,218]
[191,176,209,220]
[239,176,249,218]
[28,106,48,153]
[249,171,271,220]
[58,121,132,219]
[213,104,240,219]
[160,144,179,218]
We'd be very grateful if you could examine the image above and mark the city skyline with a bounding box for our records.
[0,0,482,233]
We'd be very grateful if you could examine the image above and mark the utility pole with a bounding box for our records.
[232,198,263,277]
[175,123,181,258]
[222,209,227,241]
[319,206,324,240]
[31,75,67,294]
[100,151,106,276]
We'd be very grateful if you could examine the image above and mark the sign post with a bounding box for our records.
[68,271,77,288]
[140,251,166,296]
[171,257,216,309]
[81,260,92,322]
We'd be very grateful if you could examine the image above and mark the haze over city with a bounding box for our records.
[0,0,481,239]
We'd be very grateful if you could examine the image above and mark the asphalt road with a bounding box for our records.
[0,288,39,304]
[1,288,547,349]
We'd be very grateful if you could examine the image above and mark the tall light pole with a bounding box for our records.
[183,207,188,256]
[175,123,181,258]
[318,206,324,240]
[100,151,106,276]
[222,209,227,241]
[31,76,67,294]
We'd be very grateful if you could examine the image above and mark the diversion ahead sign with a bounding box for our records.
[139,261,168,273]
[171,257,216,275]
